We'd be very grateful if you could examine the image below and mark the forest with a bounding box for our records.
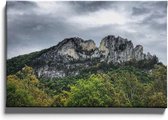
[6,60,167,107]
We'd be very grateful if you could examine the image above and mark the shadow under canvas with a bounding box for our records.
[5,107,166,114]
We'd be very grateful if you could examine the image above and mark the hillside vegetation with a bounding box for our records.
[7,63,167,107]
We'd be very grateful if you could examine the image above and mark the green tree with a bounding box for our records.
[7,66,53,107]
[7,75,35,106]
[64,74,131,107]
[64,74,112,107]
[150,64,167,95]
[147,92,167,107]
[109,70,148,106]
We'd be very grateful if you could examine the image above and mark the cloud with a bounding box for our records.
[68,9,129,29]
[68,1,112,14]
[7,1,167,64]
[132,7,150,16]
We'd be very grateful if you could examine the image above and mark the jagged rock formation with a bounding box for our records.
[99,35,151,63]
[99,35,134,63]
[30,35,156,78]
[31,37,100,78]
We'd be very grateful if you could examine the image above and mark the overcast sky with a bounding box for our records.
[7,1,167,64]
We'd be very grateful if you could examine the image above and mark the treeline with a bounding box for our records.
[6,64,167,107]
[6,48,49,75]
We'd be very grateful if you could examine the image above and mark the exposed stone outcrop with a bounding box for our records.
[99,35,154,63]
[56,37,98,60]
[31,35,156,78]
[32,37,100,78]
[99,35,134,63]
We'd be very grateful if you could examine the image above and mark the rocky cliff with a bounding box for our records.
[29,35,156,78]
[99,35,152,63]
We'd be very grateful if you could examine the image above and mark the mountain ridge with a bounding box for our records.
[7,35,158,78]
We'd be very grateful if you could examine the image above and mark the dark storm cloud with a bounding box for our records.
[136,2,167,33]
[132,1,167,16]
[7,1,37,10]
[7,12,78,55]
[154,1,167,11]
[69,1,112,14]
[132,7,149,16]
[7,1,167,64]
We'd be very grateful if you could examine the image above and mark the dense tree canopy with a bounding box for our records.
[7,66,53,107]
[6,63,167,107]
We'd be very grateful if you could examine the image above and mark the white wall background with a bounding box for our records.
[0,0,168,119]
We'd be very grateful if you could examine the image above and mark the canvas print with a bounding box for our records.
[6,1,167,108]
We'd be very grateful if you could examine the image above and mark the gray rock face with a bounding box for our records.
[133,45,144,60]
[99,35,134,63]
[32,35,156,78]
[32,37,100,78]
[57,38,97,60]
[99,35,154,63]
